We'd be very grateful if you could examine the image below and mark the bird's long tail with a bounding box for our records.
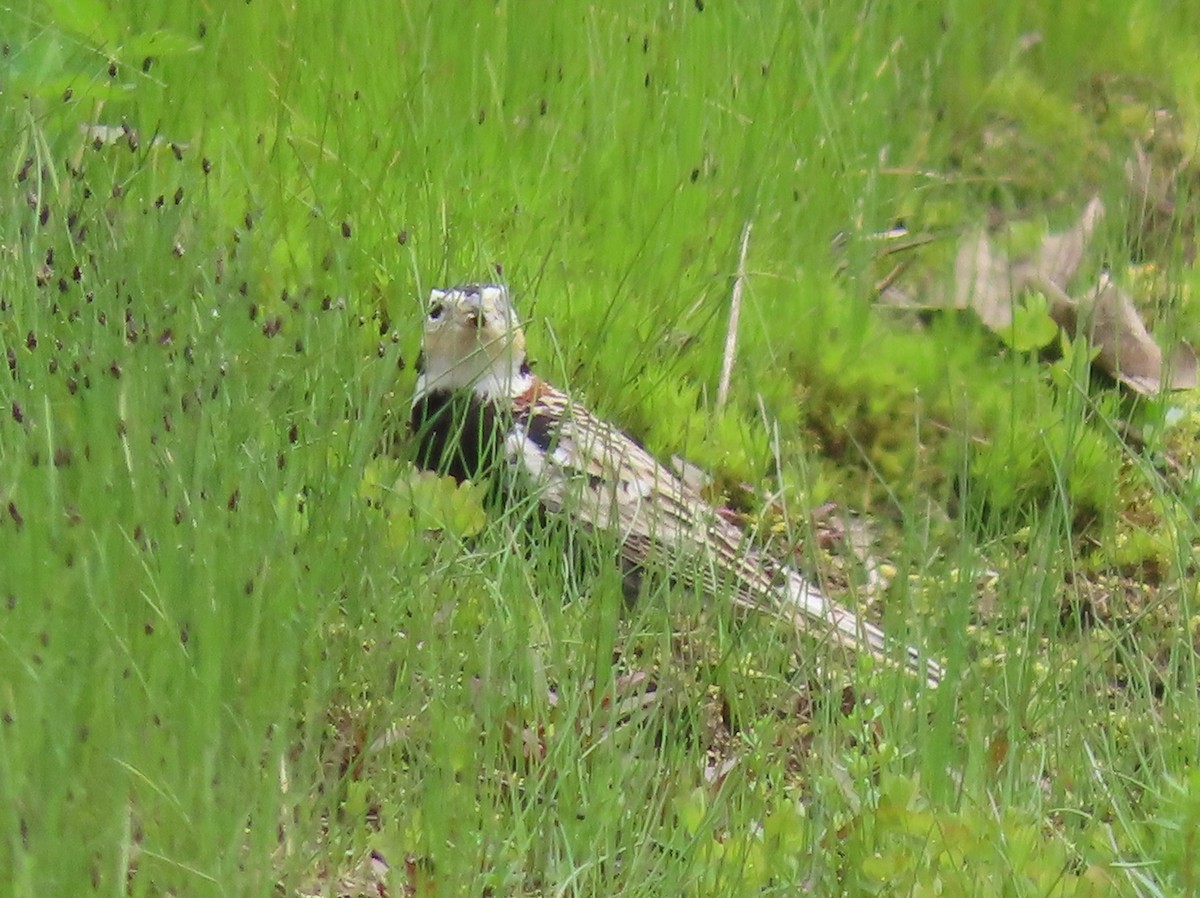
[776,568,943,688]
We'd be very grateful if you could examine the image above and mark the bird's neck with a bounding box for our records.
[414,357,533,405]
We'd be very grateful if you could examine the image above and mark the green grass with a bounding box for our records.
[3,0,1200,894]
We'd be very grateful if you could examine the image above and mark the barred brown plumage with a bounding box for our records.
[410,284,942,687]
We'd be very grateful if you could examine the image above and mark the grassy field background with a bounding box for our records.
[3,1,1200,895]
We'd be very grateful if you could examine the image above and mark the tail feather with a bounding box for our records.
[780,569,943,688]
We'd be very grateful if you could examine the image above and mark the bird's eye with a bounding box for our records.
[428,302,444,321]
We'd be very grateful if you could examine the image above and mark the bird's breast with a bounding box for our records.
[410,388,508,484]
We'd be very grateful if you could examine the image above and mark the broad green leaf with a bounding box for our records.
[1002,291,1059,353]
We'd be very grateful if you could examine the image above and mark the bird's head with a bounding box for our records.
[413,284,532,401]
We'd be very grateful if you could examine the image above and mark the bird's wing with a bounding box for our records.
[507,380,942,686]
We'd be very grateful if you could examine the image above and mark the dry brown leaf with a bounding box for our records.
[953,230,1018,329]
[955,197,1105,328]
[1042,274,1199,394]
[882,195,1195,395]
[1024,195,1106,290]
[889,198,1105,322]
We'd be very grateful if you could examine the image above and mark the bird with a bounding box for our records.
[409,284,943,687]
